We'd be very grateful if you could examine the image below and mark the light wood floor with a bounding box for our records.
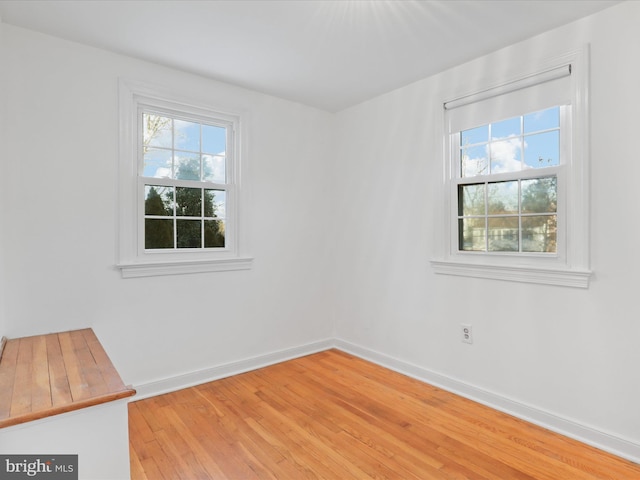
[129,349,640,479]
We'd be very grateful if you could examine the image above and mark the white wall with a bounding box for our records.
[333,0,640,455]
[0,24,335,387]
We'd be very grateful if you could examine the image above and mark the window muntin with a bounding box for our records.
[142,113,227,183]
[139,111,230,253]
[457,177,557,253]
[460,107,560,178]
[455,107,560,256]
[144,185,225,249]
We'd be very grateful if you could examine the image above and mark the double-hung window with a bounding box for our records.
[456,105,562,255]
[432,49,591,287]
[118,80,252,278]
[141,110,228,251]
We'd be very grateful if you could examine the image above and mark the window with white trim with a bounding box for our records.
[118,80,252,278]
[431,49,591,288]
[456,106,562,254]
[141,110,229,251]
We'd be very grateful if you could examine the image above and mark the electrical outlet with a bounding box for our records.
[461,324,473,344]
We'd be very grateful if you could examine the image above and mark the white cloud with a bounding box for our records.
[490,137,522,174]
[154,167,172,178]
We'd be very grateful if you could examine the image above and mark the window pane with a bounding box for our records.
[490,139,521,173]
[204,189,225,218]
[491,117,520,140]
[202,125,226,155]
[145,219,174,249]
[145,185,173,216]
[524,130,559,168]
[521,177,557,213]
[174,119,200,152]
[488,217,518,252]
[459,217,485,251]
[143,114,172,148]
[458,184,485,216]
[522,215,557,252]
[176,187,201,216]
[488,181,518,214]
[203,154,226,183]
[204,220,225,248]
[461,125,488,146]
[524,107,559,134]
[143,148,172,178]
[177,219,201,248]
[174,152,201,180]
[461,144,488,178]
[139,108,235,254]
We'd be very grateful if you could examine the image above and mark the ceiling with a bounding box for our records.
[0,0,620,112]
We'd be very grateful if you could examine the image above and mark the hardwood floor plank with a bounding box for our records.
[129,440,146,479]
[82,328,129,393]
[128,402,157,445]
[0,339,19,421]
[69,329,108,398]
[129,350,640,480]
[10,337,35,417]
[46,333,73,406]
[136,440,175,480]
[30,334,52,411]
[57,331,87,401]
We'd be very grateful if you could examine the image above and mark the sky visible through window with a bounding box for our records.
[142,114,227,184]
[460,106,559,178]
[142,114,227,217]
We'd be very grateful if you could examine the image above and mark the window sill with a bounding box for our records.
[117,257,253,278]
[430,259,591,288]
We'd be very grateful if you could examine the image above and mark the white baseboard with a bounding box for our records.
[131,337,640,465]
[132,338,335,400]
[334,339,640,465]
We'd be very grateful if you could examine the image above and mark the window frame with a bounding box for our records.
[117,79,252,278]
[139,108,233,253]
[452,106,566,257]
[431,47,591,288]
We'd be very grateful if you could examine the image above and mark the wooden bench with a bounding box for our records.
[0,328,136,479]
[0,328,135,428]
